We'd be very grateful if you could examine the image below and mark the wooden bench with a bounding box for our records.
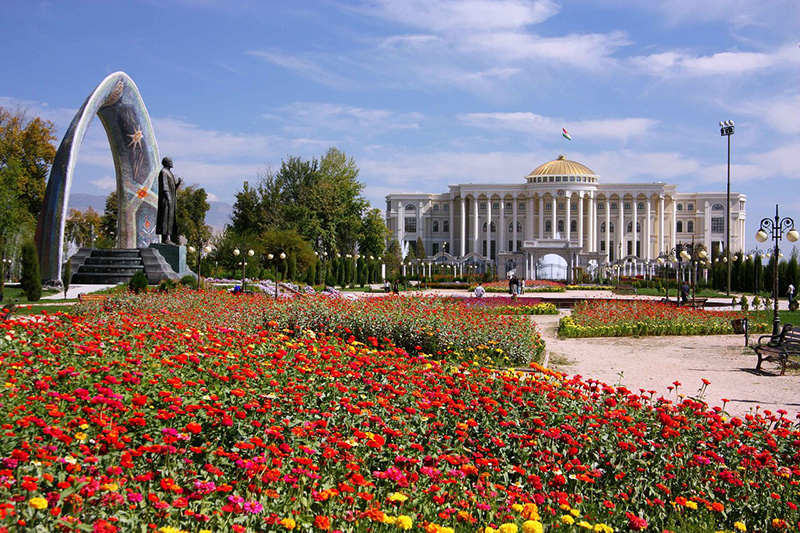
[753,324,800,376]
[613,283,637,295]
[78,293,110,306]
[683,297,708,309]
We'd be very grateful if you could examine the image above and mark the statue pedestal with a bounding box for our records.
[149,243,189,277]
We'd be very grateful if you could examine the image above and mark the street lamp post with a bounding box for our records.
[187,245,213,289]
[233,247,254,292]
[720,120,735,296]
[747,248,764,296]
[679,238,708,307]
[755,204,798,337]
[657,250,676,301]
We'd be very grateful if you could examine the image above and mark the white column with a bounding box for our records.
[704,200,711,249]
[578,192,584,250]
[645,196,652,260]
[618,194,624,259]
[659,196,665,253]
[605,197,611,261]
[512,198,518,252]
[473,196,480,255]
[527,196,534,242]
[485,195,492,259]
[632,195,638,257]
[449,198,455,255]
[671,197,677,250]
[398,201,405,247]
[459,197,466,257]
[499,199,506,254]
[565,194,572,242]
[416,201,422,243]
[538,196,544,239]
[551,195,557,239]
[590,192,597,252]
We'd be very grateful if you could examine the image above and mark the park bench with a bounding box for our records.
[613,283,637,295]
[683,297,708,309]
[753,324,800,376]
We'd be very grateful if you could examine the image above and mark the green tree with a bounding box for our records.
[177,185,212,253]
[258,229,316,277]
[65,207,103,248]
[385,238,402,280]
[0,107,58,218]
[416,236,427,260]
[359,208,388,258]
[20,242,42,301]
[100,191,118,247]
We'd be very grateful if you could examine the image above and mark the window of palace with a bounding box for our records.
[479,202,486,211]
[637,202,644,210]
[545,220,552,232]
[570,220,577,232]
[571,202,577,210]
[433,204,439,211]
[482,222,497,232]
[611,202,618,210]
[688,203,694,211]
[442,220,449,232]
[549,177,554,182]
[555,177,561,182]
[432,221,439,232]
[598,202,605,210]
[505,202,512,210]
[600,241,606,251]
[569,176,575,182]
[492,202,500,210]
[624,202,631,210]
[432,243,439,255]
[558,203,564,211]
[677,204,683,210]
[711,217,724,233]
[626,222,641,233]
[519,202,525,210]
[601,222,615,233]
[546,203,552,211]
[687,221,694,233]
[443,203,449,211]
[712,203,724,211]
[404,217,416,232]
[558,220,565,232]
[676,221,683,232]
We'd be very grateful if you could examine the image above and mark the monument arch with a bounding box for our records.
[35,71,161,282]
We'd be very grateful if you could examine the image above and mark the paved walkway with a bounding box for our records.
[40,284,117,301]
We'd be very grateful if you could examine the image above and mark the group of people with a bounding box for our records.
[508,275,523,297]
[382,279,399,294]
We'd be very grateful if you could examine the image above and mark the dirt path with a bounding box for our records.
[536,312,800,418]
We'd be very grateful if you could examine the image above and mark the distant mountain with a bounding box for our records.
[66,193,232,233]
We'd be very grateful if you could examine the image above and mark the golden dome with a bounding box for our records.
[527,155,596,177]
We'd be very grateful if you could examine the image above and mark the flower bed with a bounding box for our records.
[565,285,610,291]
[0,293,797,532]
[473,280,567,293]
[462,297,558,316]
[559,299,771,338]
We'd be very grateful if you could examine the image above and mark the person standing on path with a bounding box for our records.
[788,283,795,306]
[474,282,485,298]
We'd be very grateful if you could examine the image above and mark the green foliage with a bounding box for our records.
[158,278,178,292]
[177,185,212,270]
[128,271,149,293]
[739,295,749,311]
[180,275,198,290]
[65,207,103,248]
[287,253,297,282]
[359,208,388,258]
[305,262,316,287]
[751,295,760,310]
[20,241,41,301]
[100,191,118,247]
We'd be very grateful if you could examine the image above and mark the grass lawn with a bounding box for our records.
[1,284,61,303]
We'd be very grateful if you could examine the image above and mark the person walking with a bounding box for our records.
[680,280,690,305]
[788,283,795,306]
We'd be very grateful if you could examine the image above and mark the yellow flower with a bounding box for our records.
[561,515,575,525]
[101,482,118,492]
[384,516,397,525]
[522,520,543,533]
[578,521,594,530]
[498,525,518,533]
[685,500,697,510]
[200,530,211,533]
[389,492,408,502]
[439,528,455,533]
[511,503,525,513]
[484,528,497,533]
[734,522,747,532]
[396,515,413,530]
[74,432,88,441]
[29,497,48,510]
[280,518,297,530]
[571,508,581,517]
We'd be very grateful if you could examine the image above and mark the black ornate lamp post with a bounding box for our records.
[233,246,254,292]
[755,204,798,337]
[679,238,708,307]
[720,119,735,296]
[657,248,677,302]
[188,244,213,289]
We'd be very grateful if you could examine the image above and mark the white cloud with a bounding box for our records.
[247,49,353,90]
[630,49,778,78]
[90,176,116,190]
[459,112,656,143]
[737,93,800,135]
[272,102,423,137]
[153,117,279,161]
[360,0,560,32]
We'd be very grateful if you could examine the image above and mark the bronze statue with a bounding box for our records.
[156,157,182,244]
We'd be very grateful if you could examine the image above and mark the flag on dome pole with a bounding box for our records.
[562,128,572,141]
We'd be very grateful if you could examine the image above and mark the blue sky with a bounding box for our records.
[2,0,800,239]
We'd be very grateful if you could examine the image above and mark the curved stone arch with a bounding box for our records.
[35,71,161,282]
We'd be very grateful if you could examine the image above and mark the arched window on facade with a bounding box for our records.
[442,220,449,232]
[545,220,552,233]
[432,221,439,232]
[598,202,605,210]
[626,222,641,233]
[677,221,683,232]
[482,222,497,233]
[570,220,577,232]
[558,220,564,232]
[687,220,694,233]
[712,203,724,211]
[404,204,417,232]
[637,202,644,210]
[624,202,631,210]
[611,202,618,210]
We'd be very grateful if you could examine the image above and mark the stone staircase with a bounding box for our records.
[69,248,179,285]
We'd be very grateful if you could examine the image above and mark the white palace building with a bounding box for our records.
[385,155,747,282]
